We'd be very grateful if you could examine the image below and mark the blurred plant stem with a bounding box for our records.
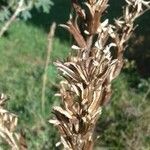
[41,22,56,113]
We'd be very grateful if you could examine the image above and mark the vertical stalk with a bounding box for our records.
[50,0,150,149]
[41,22,56,112]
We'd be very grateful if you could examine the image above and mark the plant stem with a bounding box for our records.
[41,22,56,112]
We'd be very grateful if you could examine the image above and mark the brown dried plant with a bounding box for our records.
[0,93,27,150]
[49,0,150,149]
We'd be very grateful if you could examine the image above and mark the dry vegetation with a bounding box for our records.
[0,0,149,149]
[0,93,27,150]
[49,0,150,149]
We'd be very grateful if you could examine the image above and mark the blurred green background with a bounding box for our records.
[0,0,150,149]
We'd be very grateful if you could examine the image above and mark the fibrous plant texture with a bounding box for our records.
[50,0,150,149]
[0,93,27,150]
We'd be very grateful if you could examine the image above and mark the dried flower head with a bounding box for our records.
[50,0,150,149]
[0,93,27,150]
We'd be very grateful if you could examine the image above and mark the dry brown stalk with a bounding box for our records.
[49,0,150,149]
[0,93,27,150]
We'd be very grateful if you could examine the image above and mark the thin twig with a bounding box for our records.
[0,0,32,38]
[41,22,56,112]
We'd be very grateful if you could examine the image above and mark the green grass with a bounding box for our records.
[97,74,150,149]
[0,17,149,150]
[0,20,70,149]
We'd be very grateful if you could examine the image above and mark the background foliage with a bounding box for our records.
[0,0,53,22]
[0,0,150,149]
